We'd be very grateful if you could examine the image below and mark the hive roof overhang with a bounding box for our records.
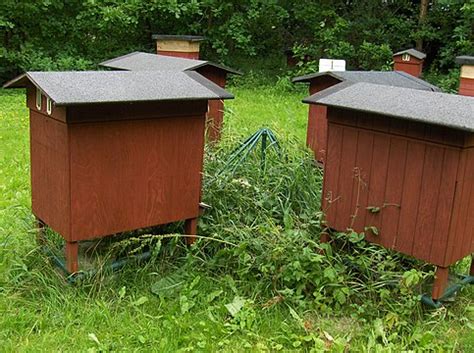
[393,48,427,60]
[3,70,234,106]
[100,52,241,75]
[152,34,205,42]
[292,70,440,92]
[455,56,474,65]
[303,82,474,132]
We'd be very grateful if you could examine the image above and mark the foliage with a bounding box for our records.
[0,1,473,83]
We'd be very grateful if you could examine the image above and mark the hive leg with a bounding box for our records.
[431,267,449,300]
[184,218,198,245]
[35,217,46,245]
[320,231,330,243]
[65,241,79,274]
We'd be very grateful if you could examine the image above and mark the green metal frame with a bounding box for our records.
[218,128,280,174]
[41,245,152,283]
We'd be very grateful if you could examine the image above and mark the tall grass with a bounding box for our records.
[0,87,473,351]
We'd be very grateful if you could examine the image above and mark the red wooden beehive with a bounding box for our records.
[4,70,233,273]
[293,71,440,163]
[456,55,474,97]
[303,82,474,300]
[100,52,241,143]
[392,48,426,78]
[153,34,205,60]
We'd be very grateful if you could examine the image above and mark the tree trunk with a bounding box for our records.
[416,0,429,51]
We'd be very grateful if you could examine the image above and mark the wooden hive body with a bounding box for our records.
[322,107,474,267]
[304,81,474,299]
[393,55,424,78]
[27,87,207,242]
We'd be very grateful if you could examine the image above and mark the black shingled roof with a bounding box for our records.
[292,70,440,92]
[152,34,205,42]
[303,82,474,132]
[100,52,241,75]
[3,70,234,106]
[393,48,426,60]
[455,56,474,65]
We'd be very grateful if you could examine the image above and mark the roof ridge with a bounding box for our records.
[100,51,143,66]
[394,71,440,91]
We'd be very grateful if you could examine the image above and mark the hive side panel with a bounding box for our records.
[411,145,445,261]
[393,56,423,77]
[69,115,206,241]
[307,105,328,161]
[322,123,344,227]
[350,130,374,232]
[306,77,340,162]
[325,109,460,265]
[458,77,474,97]
[447,146,474,264]
[379,138,408,249]
[29,111,71,239]
[334,124,359,231]
[364,134,391,244]
[395,141,425,255]
[429,148,460,265]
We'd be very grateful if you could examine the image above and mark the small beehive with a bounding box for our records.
[100,52,241,143]
[292,71,440,163]
[303,82,474,300]
[456,55,474,97]
[152,34,205,60]
[4,70,233,273]
[392,48,426,78]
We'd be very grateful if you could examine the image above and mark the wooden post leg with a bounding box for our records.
[65,241,79,274]
[320,231,330,243]
[432,267,449,300]
[36,217,46,245]
[184,218,198,245]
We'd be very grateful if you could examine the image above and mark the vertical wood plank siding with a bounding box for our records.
[306,76,341,162]
[323,107,473,267]
[27,87,208,243]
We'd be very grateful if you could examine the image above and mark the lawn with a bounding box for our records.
[0,84,473,352]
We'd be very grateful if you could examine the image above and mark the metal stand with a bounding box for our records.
[36,219,153,283]
[41,245,152,283]
[218,128,280,174]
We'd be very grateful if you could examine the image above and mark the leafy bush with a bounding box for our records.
[1,1,473,83]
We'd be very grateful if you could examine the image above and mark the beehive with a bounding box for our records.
[100,52,241,143]
[293,71,440,163]
[304,82,474,299]
[152,34,205,60]
[393,48,426,78]
[4,70,233,273]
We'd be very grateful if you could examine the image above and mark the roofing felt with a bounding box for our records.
[3,70,234,106]
[455,55,474,65]
[100,52,241,75]
[152,34,205,42]
[393,48,427,60]
[292,70,440,91]
[303,82,474,132]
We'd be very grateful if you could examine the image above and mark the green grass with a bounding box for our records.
[0,85,473,352]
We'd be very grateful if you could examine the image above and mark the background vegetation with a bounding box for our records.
[0,0,473,85]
